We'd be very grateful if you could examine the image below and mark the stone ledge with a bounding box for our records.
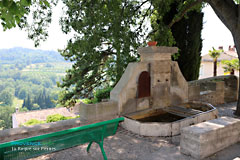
[180,116,240,159]
[137,46,178,54]
[0,118,83,143]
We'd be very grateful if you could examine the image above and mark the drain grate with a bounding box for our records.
[163,106,203,117]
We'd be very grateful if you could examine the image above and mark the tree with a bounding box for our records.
[0,89,14,106]
[18,88,28,99]
[0,0,58,46]
[57,0,205,106]
[0,106,15,129]
[221,59,239,75]
[58,0,144,105]
[3,0,240,114]
[151,1,203,81]
[0,0,31,29]
[23,94,33,110]
[208,47,223,76]
[202,0,240,115]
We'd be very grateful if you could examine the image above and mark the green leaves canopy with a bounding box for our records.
[58,0,149,105]
[0,0,31,29]
[208,47,223,60]
[221,59,239,73]
[57,0,205,106]
[0,0,57,46]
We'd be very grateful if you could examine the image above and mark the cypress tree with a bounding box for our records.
[172,10,203,81]
[154,2,203,81]
[25,94,33,110]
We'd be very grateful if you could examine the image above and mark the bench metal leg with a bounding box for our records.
[87,141,107,160]
[97,141,107,160]
[87,142,93,153]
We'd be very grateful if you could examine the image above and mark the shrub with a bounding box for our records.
[23,119,46,126]
[94,87,112,102]
[81,98,98,104]
[23,114,80,126]
[46,114,66,122]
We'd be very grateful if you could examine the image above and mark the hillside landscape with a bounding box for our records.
[0,47,72,130]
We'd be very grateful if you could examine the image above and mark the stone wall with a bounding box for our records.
[110,62,150,115]
[170,62,188,105]
[78,100,118,121]
[188,75,238,105]
[0,118,82,143]
[0,116,117,143]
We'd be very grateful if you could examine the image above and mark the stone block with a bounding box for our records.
[140,122,171,136]
[96,101,118,120]
[79,102,96,121]
[151,61,172,74]
[79,101,118,121]
[138,46,178,62]
[180,117,240,159]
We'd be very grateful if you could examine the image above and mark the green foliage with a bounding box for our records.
[0,47,72,113]
[172,9,203,81]
[208,47,223,76]
[58,0,148,106]
[94,87,112,102]
[23,114,80,126]
[22,89,55,110]
[19,107,28,112]
[0,0,58,46]
[23,119,46,126]
[46,114,67,122]
[208,47,223,60]
[81,98,98,104]
[221,59,239,73]
[0,106,15,129]
[80,87,112,104]
[0,0,31,29]
[0,47,66,64]
[58,0,205,106]
[0,89,14,106]
[151,1,203,81]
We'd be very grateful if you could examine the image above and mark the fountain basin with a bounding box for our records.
[121,101,218,136]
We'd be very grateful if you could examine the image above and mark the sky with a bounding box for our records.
[0,5,235,55]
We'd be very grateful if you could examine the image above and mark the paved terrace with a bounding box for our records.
[30,102,240,160]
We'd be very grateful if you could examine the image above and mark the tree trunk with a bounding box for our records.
[236,69,240,115]
[230,69,234,75]
[206,0,240,115]
[213,59,217,76]
[234,35,240,115]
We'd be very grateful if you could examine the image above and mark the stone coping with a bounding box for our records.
[0,117,115,143]
[137,46,178,54]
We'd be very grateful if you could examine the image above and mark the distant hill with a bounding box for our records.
[0,47,66,64]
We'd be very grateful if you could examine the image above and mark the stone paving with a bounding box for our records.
[30,102,240,160]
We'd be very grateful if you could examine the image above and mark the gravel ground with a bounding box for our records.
[216,102,240,118]
[29,102,240,160]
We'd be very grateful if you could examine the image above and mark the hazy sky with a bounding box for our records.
[0,5,235,55]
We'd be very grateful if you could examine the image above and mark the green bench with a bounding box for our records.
[0,117,124,160]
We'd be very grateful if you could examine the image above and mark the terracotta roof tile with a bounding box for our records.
[13,107,77,126]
